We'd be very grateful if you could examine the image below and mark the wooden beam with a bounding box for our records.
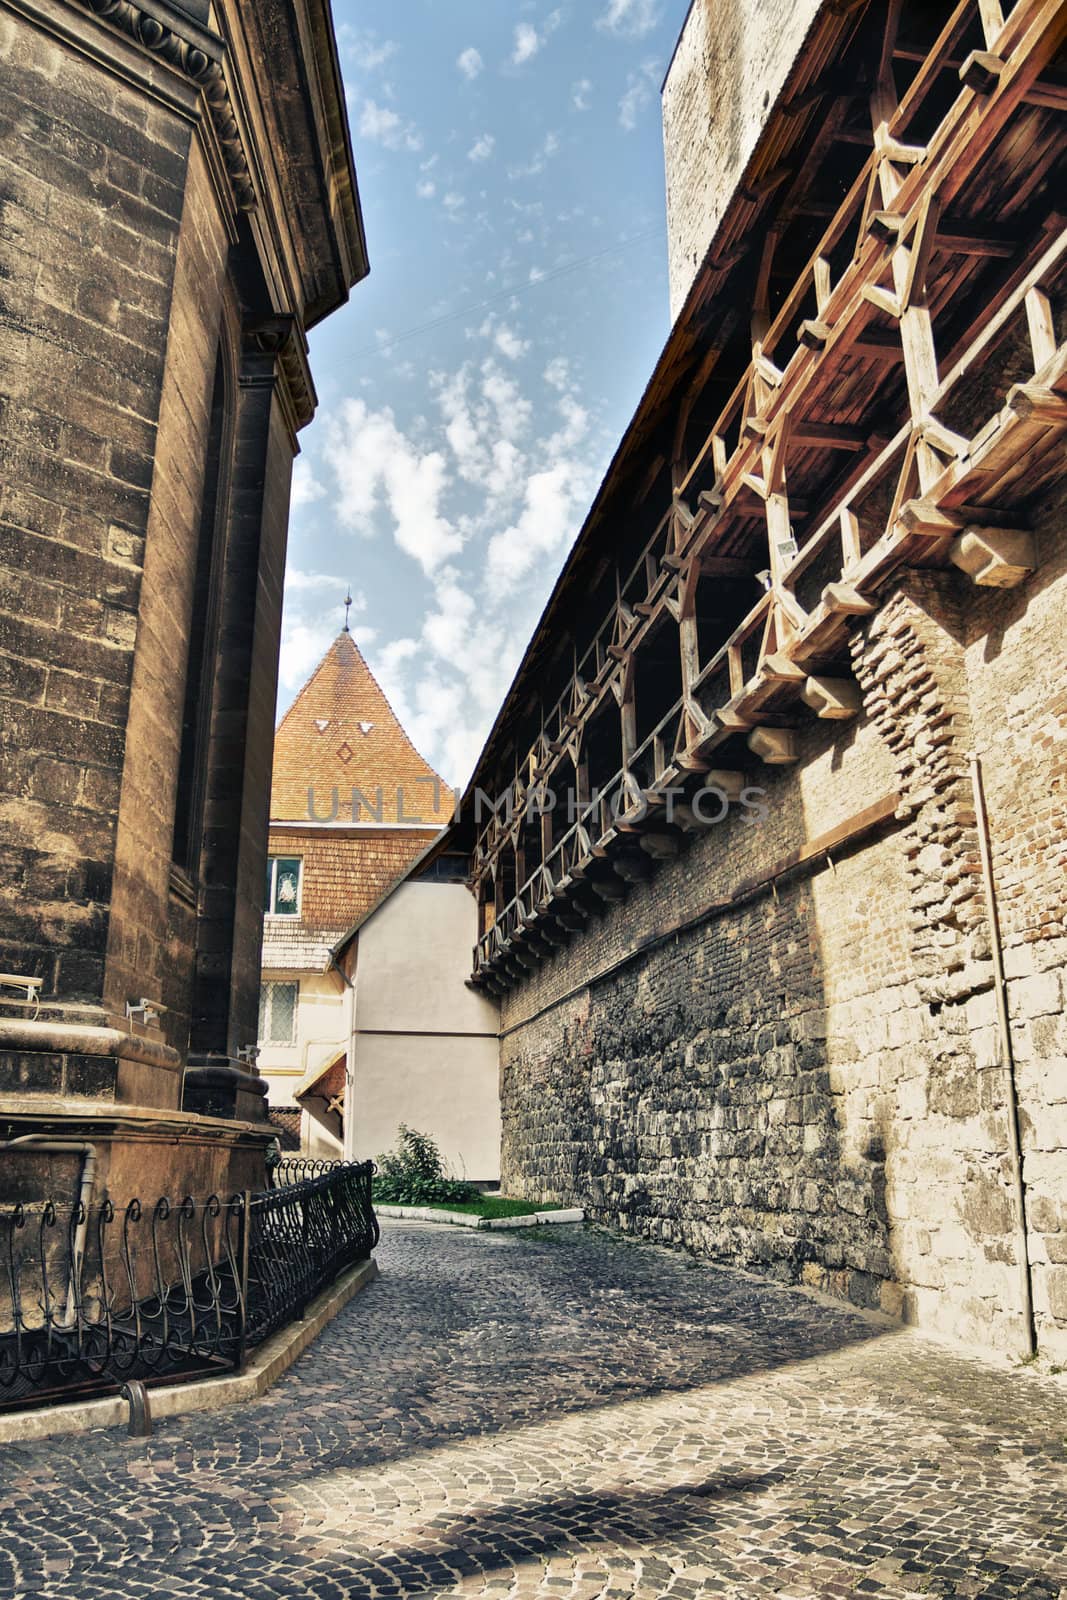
[959,50,1004,93]
[851,331,906,362]
[792,422,869,451]
[747,727,800,765]
[1023,77,1067,111]
[937,221,1019,257]
[801,675,864,719]
[950,527,1036,587]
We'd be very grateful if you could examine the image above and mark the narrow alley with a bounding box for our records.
[1,1223,1063,1599]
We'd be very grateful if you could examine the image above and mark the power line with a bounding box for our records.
[349,225,664,361]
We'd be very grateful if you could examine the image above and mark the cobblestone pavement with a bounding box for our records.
[1,1222,1065,1600]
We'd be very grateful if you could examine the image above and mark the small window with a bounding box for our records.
[265,856,301,917]
[258,981,298,1045]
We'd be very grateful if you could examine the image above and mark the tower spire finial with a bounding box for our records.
[343,587,353,632]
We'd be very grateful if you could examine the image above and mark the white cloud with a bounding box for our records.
[478,316,530,361]
[434,357,532,493]
[543,356,571,391]
[512,23,541,64]
[278,617,338,700]
[547,395,590,456]
[358,99,422,153]
[481,362,532,442]
[467,133,495,163]
[337,26,398,73]
[356,35,397,71]
[290,458,326,509]
[416,178,436,199]
[284,568,364,603]
[507,131,561,180]
[572,78,593,111]
[618,62,659,131]
[442,191,465,216]
[597,0,660,38]
[323,399,462,575]
[311,344,604,785]
[486,460,589,600]
[457,46,484,80]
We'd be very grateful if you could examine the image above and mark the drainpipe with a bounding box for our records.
[1,1136,98,1329]
[969,752,1036,1357]
[327,953,358,1162]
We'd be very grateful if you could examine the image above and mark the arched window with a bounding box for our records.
[172,344,233,873]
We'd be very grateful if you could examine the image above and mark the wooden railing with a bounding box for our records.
[471,0,1066,987]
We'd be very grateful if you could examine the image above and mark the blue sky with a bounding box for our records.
[281,0,693,786]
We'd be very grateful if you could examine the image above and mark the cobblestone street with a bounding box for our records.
[1,1221,1064,1599]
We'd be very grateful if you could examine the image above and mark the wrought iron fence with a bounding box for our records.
[245,1161,379,1346]
[0,1161,376,1414]
[271,1157,345,1185]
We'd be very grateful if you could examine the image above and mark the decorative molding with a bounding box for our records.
[242,315,316,430]
[77,0,256,210]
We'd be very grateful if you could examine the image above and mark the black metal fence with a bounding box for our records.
[0,1161,376,1414]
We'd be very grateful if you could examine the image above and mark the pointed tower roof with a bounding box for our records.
[271,633,453,825]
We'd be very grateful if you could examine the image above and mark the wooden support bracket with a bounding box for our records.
[959,50,1004,93]
[869,210,905,242]
[801,675,864,720]
[949,527,1036,588]
[798,319,831,351]
[897,498,963,539]
[747,727,800,765]
[822,581,876,616]
[1007,383,1067,426]
[705,769,747,802]
[639,831,681,860]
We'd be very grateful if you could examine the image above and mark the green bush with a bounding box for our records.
[373,1125,478,1206]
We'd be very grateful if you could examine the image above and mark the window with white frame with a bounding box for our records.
[265,856,301,917]
[258,981,298,1045]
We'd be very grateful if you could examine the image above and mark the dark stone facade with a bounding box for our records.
[0,0,366,1201]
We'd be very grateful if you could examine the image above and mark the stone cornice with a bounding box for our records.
[76,0,256,210]
[242,315,317,431]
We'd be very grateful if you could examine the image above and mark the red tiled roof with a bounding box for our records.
[271,632,454,824]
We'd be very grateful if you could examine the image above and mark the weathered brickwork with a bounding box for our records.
[501,544,1067,1359]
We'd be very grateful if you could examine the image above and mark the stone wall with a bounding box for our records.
[0,10,194,1008]
[107,137,233,1057]
[500,540,1067,1359]
[661,0,824,319]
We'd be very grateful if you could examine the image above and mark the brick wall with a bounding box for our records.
[500,546,1067,1358]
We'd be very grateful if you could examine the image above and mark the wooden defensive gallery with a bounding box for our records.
[447,0,1067,1358]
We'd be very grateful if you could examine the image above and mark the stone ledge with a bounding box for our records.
[0,1257,378,1444]
[377,1205,585,1230]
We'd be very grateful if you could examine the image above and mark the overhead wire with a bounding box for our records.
[348,225,664,360]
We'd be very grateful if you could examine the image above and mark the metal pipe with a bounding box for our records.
[327,952,359,1163]
[969,752,1036,1357]
[1,1136,98,1328]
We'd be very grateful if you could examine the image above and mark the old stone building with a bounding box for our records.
[257,626,452,1151]
[0,0,366,1203]
[457,0,1067,1358]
